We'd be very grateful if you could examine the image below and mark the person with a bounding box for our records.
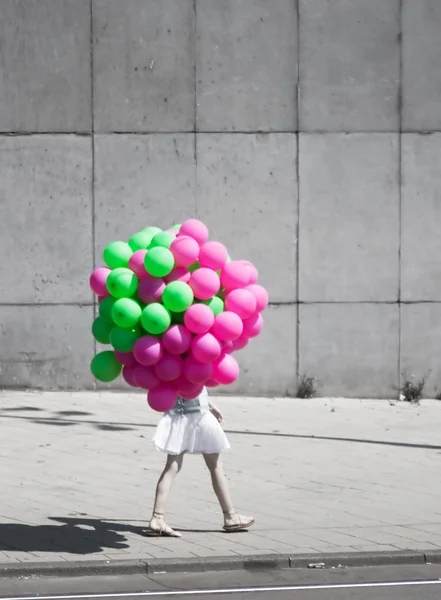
[148,387,255,537]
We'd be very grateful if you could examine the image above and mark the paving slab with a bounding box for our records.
[1,392,441,573]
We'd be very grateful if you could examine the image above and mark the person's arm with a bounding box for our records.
[209,400,224,424]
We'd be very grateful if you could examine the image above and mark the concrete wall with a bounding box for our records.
[0,0,440,398]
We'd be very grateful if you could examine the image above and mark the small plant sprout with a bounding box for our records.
[297,375,317,399]
[400,374,426,404]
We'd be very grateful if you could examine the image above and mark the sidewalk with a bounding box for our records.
[1,391,441,569]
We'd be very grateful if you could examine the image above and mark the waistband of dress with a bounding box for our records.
[167,397,209,416]
[167,405,209,416]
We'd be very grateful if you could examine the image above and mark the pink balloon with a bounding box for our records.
[179,219,209,245]
[212,311,243,342]
[165,267,191,284]
[220,261,250,291]
[246,284,269,313]
[199,241,228,271]
[154,352,183,382]
[173,376,198,394]
[90,267,111,296]
[171,235,200,267]
[178,383,204,400]
[162,324,192,355]
[134,364,160,390]
[192,333,222,364]
[138,275,166,304]
[133,336,163,366]
[165,229,179,238]
[225,289,257,320]
[129,250,148,279]
[189,268,220,300]
[213,354,240,385]
[148,385,178,412]
[114,351,137,367]
[205,378,219,388]
[122,365,138,387]
[183,355,213,384]
[242,313,263,338]
[238,260,259,285]
[233,335,250,351]
[184,303,215,334]
[222,341,235,354]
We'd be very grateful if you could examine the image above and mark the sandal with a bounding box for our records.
[148,513,182,538]
[223,512,255,532]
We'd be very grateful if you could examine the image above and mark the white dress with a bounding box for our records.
[152,387,230,455]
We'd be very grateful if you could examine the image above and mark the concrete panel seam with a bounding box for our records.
[0,303,94,307]
[193,0,197,134]
[398,0,403,395]
[193,0,197,217]
[90,0,97,381]
[0,132,92,137]
[295,0,300,385]
[2,130,441,136]
[3,301,436,308]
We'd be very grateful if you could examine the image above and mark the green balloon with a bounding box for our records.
[98,296,116,322]
[90,351,122,382]
[142,226,162,236]
[149,231,175,250]
[171,223,181,231]
[103,241,133,269]
[106,268,138,299]
[187,260,200,273]
[141,303,171,335]
[129,230,155,251]
[144,247,175,278]
[162,281,194,313]
[110,325,141,352]
[111,297,142,328]
[202,295,224,316]
[92,316,113,344]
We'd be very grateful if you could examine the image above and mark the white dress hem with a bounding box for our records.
[152,389,230,455]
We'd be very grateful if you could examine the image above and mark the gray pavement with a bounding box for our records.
[1,392,441,566]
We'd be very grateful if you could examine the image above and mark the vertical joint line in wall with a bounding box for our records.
[295,0,301,382]
[397,0,403,394]
[90,0,95,269]
[295,133,300,383]
[90,0,97,367]
[193,0,198,217]
[295,0,300,133]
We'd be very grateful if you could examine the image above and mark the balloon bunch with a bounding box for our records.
[89,219,268,412]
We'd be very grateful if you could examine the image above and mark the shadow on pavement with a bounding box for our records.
[1,408,441,450]
[0,517,151,555]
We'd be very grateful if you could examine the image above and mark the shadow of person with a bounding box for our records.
[49,517,225,538]
[0,519,132,554]
[49,516,147,536]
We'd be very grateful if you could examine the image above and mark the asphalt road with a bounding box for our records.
[1,565,441,600]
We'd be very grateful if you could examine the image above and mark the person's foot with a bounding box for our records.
[223,512,255,532]
[148,513,182,537]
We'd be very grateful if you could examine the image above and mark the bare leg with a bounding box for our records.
[203,453,255,531]
[203,453,234,513]
[149,454,184,537]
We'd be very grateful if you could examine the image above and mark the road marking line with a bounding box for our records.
[2,579,441,599]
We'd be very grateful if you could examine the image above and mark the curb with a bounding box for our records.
[1,550,440,579]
